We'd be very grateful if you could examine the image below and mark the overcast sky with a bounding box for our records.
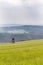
[0,0,43,26]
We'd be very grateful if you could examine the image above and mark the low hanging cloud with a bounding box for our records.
[0,0,43,25]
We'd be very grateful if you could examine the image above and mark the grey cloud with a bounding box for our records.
[0,2,43,25]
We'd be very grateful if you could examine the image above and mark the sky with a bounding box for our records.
[0,0,43,26]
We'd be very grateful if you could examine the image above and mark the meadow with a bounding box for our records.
[0,40,43,65]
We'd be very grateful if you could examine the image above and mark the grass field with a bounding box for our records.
[0,40,43,65]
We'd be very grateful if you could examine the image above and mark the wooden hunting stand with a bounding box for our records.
[12,38,15,43]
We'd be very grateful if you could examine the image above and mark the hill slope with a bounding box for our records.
[0,40,43,65]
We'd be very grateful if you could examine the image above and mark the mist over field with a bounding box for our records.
[0,25,43,42]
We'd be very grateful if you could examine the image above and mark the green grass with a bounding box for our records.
[0,40,43,65]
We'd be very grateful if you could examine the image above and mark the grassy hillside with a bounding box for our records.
[0,40,43,65]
